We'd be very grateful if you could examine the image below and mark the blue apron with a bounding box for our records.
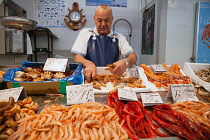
[85,32,119,67]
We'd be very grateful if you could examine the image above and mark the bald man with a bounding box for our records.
[71,4,137,82]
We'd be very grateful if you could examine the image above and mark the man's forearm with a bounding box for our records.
[73,54,94,67]
[125,52,137,67]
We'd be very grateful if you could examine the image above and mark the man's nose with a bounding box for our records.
[101,21,106,26]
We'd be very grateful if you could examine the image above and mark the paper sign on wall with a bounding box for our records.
[66,84,95,105]
[43,58,68,72]
[168,84,199,102]
[118,88,138,101]
[0,87,27,102]
[140,93,163,106]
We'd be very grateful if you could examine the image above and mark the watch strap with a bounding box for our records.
[123,59,129,68]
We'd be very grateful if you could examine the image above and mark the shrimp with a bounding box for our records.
[89,128,96,140]
[71,122,81,140]
[92,128,99,140]
[103,125,111,140]
[140,64,154,74]
[99,127,105,140]
[119,125,129,140]
[162,63,168,71]
[60,122,69,140]
[58,125,65,139]
[81,120,98,131]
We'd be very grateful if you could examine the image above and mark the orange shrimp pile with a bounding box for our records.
[140,63,192,90]
[171,101,210,130]
[8,102,128,140]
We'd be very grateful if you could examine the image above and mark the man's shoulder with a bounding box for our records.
[80,28,92,33]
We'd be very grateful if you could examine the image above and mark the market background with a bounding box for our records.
[0,0,209,67]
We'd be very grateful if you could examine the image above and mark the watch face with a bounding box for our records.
[70,11,81,22]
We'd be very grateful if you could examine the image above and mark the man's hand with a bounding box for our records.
[84,63,97,83]
[110,59,127,76]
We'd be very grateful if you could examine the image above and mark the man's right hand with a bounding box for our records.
[73,54,97,83]
[84,62,96,83]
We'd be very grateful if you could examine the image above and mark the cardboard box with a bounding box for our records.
[183,62,210,92]
[3,62,83,94]
[6,81,73,94]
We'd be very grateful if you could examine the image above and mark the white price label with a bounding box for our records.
[125,67,139,78]
[43,58,68,72]
[0,87,27,102]
[140,93,163,106]
[66,84,95,105]
[151,64,167,73]
[168,84,199,102]
[203,85,210,92]
[118,88,138,101]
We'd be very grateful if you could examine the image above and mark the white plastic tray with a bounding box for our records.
[142,65,186,92]
[93,66,151,94]
[183,62,210,92]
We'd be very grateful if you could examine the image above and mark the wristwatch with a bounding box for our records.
[123,59,129,68]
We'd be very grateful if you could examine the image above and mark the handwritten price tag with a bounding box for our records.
[168,84,199,102]
[66,84,95,105]
[151,64,167,73]
[0,87,27,102]
[140,93,163,106]
[125,66,139,78]
[203,85,210,92]
[118,88,138,101]
[43,58,68,72]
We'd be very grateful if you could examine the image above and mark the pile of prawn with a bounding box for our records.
[170,101,210,130]
[140,63,192,90]
[8,102,128,140]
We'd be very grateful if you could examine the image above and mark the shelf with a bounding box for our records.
[28,27,57,62]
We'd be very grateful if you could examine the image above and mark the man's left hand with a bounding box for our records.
[110,60,127,76]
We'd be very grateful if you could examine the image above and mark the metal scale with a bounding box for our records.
[0,0,37,54]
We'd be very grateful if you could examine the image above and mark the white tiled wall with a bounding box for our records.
[1,0,208,67]
[8,0,141,65]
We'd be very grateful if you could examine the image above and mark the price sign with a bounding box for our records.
[43,58,68,72]
[66,84,95,105]
[118,88,138,101]
[203,85,210,92]
[151,64,167,73]
[125,67,139,78]
[140,93,163,106]
[0,87,27,102]
[168,84,199,102]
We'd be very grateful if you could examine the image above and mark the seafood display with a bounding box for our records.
[151,104,210,140]
[140,63,192,90]
[194,68,210,82]
[0,97,38,139]
[14,66,74,82]
[8,102,128,140]
[107,90,168,139]
[171,101,210,130]
[86,74,145,90]
[0,71,5,79]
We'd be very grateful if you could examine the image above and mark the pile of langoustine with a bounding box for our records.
[107,90,210,140]
[8,102,128,140]
[140,63,192,90]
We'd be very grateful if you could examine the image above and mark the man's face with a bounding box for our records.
[94,8,113,35]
